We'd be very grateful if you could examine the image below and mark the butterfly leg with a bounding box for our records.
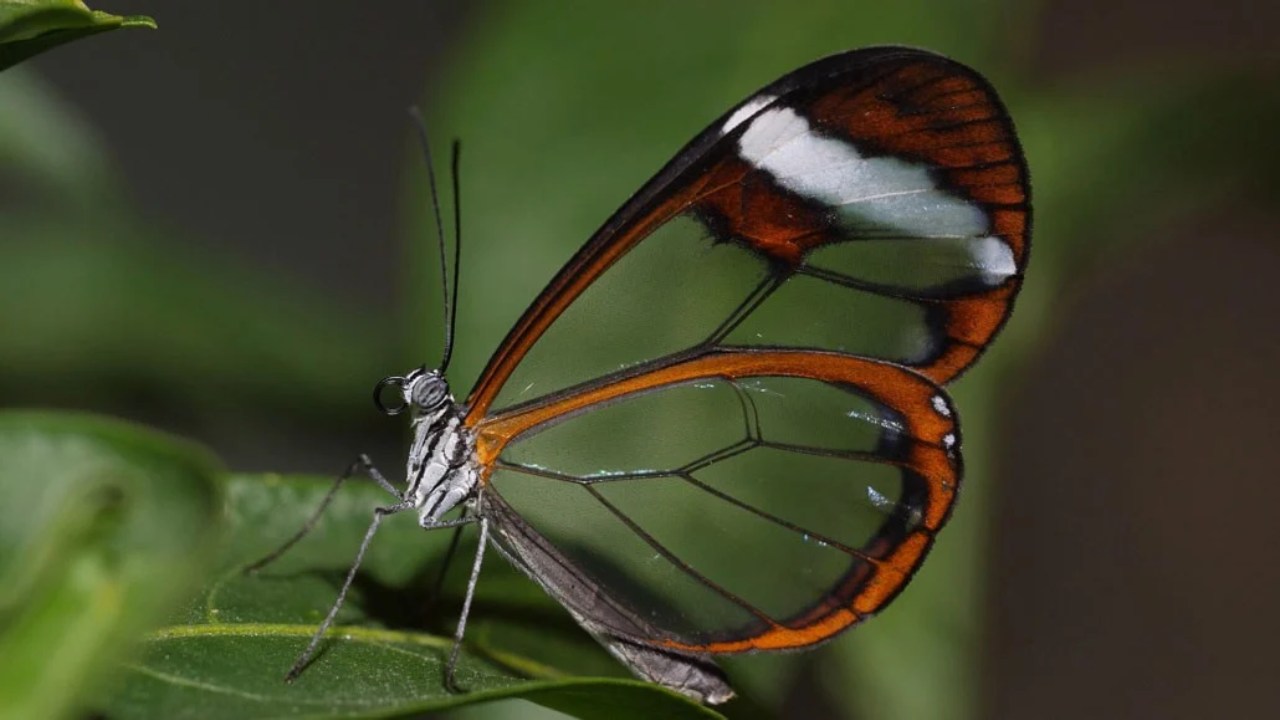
[283,498,413,680]
[443,509,490,694]
[424,523,465,616]
[244,454,400,574]
[283,501,477,682]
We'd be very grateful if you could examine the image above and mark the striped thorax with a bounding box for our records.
[398,367,479,526]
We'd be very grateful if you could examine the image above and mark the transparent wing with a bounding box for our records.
[473,350,959,651]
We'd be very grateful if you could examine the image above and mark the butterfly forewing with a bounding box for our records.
[466,47,1029,424]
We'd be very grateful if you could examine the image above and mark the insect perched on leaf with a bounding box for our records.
[250,46,1030,704]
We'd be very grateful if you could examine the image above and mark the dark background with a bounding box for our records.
[8,1,1279,718]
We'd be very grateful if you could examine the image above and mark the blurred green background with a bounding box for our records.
[2,1,1278,719]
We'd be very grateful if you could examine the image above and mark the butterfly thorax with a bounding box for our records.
[400,367,479,526]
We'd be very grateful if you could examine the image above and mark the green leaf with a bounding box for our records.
[0,1,154,71]
[0,410,222,720]
[93,474,722,719]
[109,627,719,720]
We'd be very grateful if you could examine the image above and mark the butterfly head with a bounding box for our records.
[373,366,454,418]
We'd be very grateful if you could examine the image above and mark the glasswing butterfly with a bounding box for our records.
[252,46,1030,704]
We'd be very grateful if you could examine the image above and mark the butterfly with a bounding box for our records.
[254,45,1030,705]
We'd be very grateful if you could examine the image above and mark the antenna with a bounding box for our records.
[444,139,462,372]
[407,107,459,374]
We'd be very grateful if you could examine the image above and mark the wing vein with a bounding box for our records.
[674,472,895,570]
[583,484,779,627]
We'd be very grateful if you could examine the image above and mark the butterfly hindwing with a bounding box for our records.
[473,349,960,652]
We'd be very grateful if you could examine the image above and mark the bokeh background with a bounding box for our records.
[4,1,1278,718]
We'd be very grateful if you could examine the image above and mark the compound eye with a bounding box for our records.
[413,382,444,409]
[372,376,408,416]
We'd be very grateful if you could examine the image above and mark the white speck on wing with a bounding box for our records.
[846,409,905,433]
[931,394,952,418]
[801,533,829,548]
[584,468,659,479]
[866,486,894,511]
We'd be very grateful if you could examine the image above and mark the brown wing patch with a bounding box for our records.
[691,156,832,266]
